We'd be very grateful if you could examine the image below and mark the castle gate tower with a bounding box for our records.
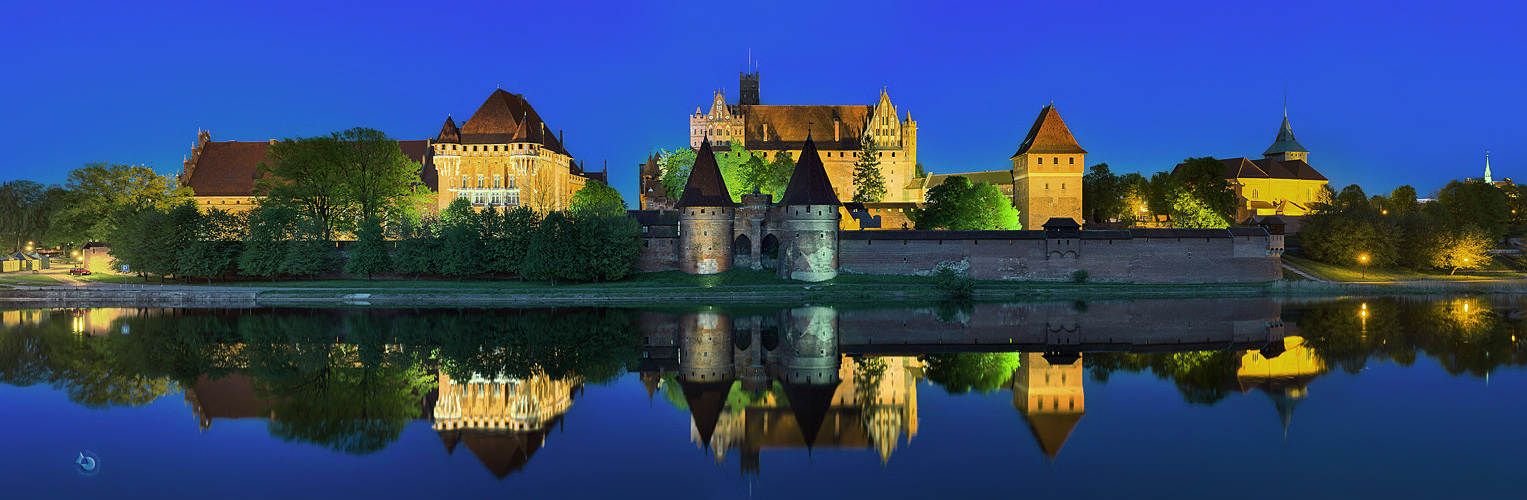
[775,135,842,282]
[676,140,738,275]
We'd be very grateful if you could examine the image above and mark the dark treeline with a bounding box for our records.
[1301,182,1504,273]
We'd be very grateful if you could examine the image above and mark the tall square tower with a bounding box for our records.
[1010,104,1086,229]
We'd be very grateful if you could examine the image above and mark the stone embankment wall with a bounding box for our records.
[838,229,1282,284]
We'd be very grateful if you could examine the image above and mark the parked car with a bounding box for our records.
[69,267,91,275]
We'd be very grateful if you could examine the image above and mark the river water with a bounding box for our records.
[2,297,1524,498]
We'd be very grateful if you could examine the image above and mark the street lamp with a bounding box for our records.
[1358,254,1370,280]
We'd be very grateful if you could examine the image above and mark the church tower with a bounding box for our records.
[1485,151,1494,184]
[676,139,737,275]
[1263,112,1310,163]
[1010,104,1087,229]
[739,71,760,105]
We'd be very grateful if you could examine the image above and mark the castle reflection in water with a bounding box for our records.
[15,297,1505,479]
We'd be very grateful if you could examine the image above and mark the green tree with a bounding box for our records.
[1172,157,1237,222]
[438,198,485,278]
[180,206,244,284]
[912,176,1021,230]
[1119,172,1151,225]
[333,128,428,224]
[570,180,627,217]
[53,162,192,244]
[522,211,580,285]
[484,206,538,278]
[344,217,391,279]
[574,212,642,282]
[1441,224,1493,275]
[1435,180,1510,239]
[1333,184,1373,213]
[280,216,337,280]
[1389,185,1419,215]
[852,135,887,202]
[1082,163,1125,223]
[240,204,297,279]
[0,181,67,252]
[658,148,697,199]
[392,215,440,279]
[1167,186,1231,229]
[913,162,927,179]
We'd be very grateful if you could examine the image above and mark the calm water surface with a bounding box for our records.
[2,297,1525,498]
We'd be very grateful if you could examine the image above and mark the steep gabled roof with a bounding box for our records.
[741,104,873,151]
[1263,116,1308,155]
[1012,104,1087,157]
[457,89,568,155]
[184,141,272,196]
[776,135,841,206]
[675,140,738,208]
[436,116,461,144]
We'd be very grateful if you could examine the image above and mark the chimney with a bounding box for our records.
[834,120,840,142]
[559,129,564,146]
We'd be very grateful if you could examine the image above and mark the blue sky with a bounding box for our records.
[2,0,1521,203]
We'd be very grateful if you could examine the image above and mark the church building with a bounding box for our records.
[1182,112,1329,224]
[687,72,920,203]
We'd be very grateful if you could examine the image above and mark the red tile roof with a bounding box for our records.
[1012,105,1087,157]
[436,116,460,143]
[741,104,873,151]
[1186,157,1327,182]
[184,138,437,197]
[184,141,272,197]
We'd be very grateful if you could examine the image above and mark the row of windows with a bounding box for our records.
[457,190,521,206]
[1035,157,1076,165]
[461,175,517,189]
[440,144,542,152]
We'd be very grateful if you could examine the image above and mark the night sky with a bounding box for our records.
[3,0,1521,203]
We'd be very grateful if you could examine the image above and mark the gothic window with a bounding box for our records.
[461,175,469,188]
[477,175,484,188]
[494,175,502,188]
[508,191,520,207]
[508,176,516,188]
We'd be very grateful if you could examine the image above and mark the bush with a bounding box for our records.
[1072,269,1089,283]
[935,267,974,299]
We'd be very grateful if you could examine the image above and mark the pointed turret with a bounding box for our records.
[1263,116,1309,157]
[777,135,841,206]
[436,116,460,144]
[678,379,732,448]
[510,112,533,144]
[676,140,737,208]
[1011,104,1087,158]
[781,380,841,449]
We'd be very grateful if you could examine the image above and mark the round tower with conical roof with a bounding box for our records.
[676,140,738,274]
[775,135,842,282]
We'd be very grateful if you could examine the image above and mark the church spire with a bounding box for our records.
[1486,151,1494,184]
[1263,114,1309,158]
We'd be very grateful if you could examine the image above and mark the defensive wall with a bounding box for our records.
[632,208,1286,284]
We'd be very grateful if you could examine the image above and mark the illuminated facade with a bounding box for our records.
[687,73,920,202]
[431,90,605,213]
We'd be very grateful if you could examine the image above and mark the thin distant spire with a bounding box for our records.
[1283,85,1288,118]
